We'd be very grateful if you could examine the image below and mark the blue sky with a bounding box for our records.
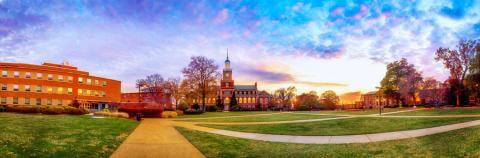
[0,0,479,94]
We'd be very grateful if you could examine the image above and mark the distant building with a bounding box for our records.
[121,91,173,110]
[0,62,121,111]
[202,54,271,110]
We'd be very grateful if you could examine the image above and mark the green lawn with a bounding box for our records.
[293,108,410,115]
[176,126,480,158]
[388,108,480,116]
[201,117,480,136]
[178,113,338,123]
[0,113,138,158]
[177,111,277,118]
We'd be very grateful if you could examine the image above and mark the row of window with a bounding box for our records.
[0,84,106,97]
[0,97,71,106]
[201,97,257,104]
[1,70,107,86]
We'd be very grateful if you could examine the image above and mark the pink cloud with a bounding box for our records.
[332,7,345,15]
[353,5,368,19]
[214,9,229,24]
[292,2,304,11]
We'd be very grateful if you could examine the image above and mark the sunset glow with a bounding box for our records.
[1,0,479,94]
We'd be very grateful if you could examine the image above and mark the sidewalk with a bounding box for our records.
[110,119,205,158]
[175,120,480,144]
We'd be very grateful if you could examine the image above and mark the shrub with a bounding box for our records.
[192,103,200,110]
[230,104,241,111]
[206,105,218,112]
[184,109,204,115]
[6,105,88,115]
[161,111,178,118]
[94,111,129,118]
[296,105,310,111]
[177,101,189,111]
[176,110,184,116]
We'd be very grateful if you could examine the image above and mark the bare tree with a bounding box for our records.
[435,39,476,106]
[165,77,181,109]
[182,56,220,111]
[274,86,297,110]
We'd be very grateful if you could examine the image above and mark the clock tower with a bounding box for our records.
[221,52,234,89]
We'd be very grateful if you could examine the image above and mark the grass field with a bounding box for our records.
[178,113,338,123]
[388,108,480,116]
[201,117,480,135]
[0,113,138,158]
[293,108,410,115]
[177,126,480,158]
[177,111,277,118]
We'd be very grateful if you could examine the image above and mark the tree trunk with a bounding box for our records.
[456,89,461,107]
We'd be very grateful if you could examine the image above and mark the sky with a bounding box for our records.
[1,0,479,94]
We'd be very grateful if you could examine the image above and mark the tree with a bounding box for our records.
[422,78,446,107]
[182,56,220,111]
[230,92,240,111]
[164,77,181,109]
[435,39,477,106]
[274,86,297,110]
[136,74,166,103]
[295,91,320,110]
[466,43,480,102]
[380,58,422,107]
[321,90,339,109]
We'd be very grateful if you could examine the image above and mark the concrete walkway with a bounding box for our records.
[111,119,205,158]
[174,120,480,144]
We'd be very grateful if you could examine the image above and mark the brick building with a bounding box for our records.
[0,62,121,111]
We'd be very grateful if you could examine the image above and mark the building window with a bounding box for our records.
[101,91,106,97]
[0,97,6,104]
[13,84,19,91]
[13,97,18,104]
[25,72,31,78]
[1,70,7,77]
[67,88,73,94]
[102,81,107,87]
[36,86,42,92]
[48,74,53,80]
[25,98,30,105]
[67,76,73,82]
[36,98,41,105]
[78,89,83,95]
[86,90,91,96]
[25,85,30,92]
[95,80,99,85]
[86,79,92,85]
[57,100,62,106]
[94,91,98,96]
[36,73,43,79]
[78,77,83,83]
[1,84,6,91]
[58,75,64,81]
[47,99,52,106]
[13,71,19,78]
[47,87,53,93]
[57,87,63,94]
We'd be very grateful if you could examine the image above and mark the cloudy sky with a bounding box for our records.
[1,0,479,94]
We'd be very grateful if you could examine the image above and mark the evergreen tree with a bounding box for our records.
[230,92,239,111]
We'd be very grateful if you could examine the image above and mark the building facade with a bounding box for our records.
[216,54,269,110]
[0,62,121,111]
[121,91,173,109]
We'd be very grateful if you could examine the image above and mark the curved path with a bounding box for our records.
[174,119,480,144]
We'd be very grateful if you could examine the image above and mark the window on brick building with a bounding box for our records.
[47,99,52,106]
[48,74,53,80]
[1,70,7,77]
[25,98,30,105]
[13,71,19,78]
[1,84,6,91]
[67,88,73,94]
[78,77,84,83]
[36,86,42,92]
[36,98,41,105]
[13,84,19,91]
[67,76,73,82]
[0,97,6,104]
[58,75,64,81]
[25,72,31,78]
[13,97,18,104]
[25,85,30,92]
[36,73,43,79]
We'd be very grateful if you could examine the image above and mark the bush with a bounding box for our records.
[94,111,129,118]
[206,105,218,112]
[230,104,241,111]
[161,111,178,118]
[184,109,204,115]
[176,110,184,116]
[6,105,89,115]
[177,101,189,111]
[296,105,310,111]
[192,103,200,110]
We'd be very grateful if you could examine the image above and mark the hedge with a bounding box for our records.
[6,105,89,115]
